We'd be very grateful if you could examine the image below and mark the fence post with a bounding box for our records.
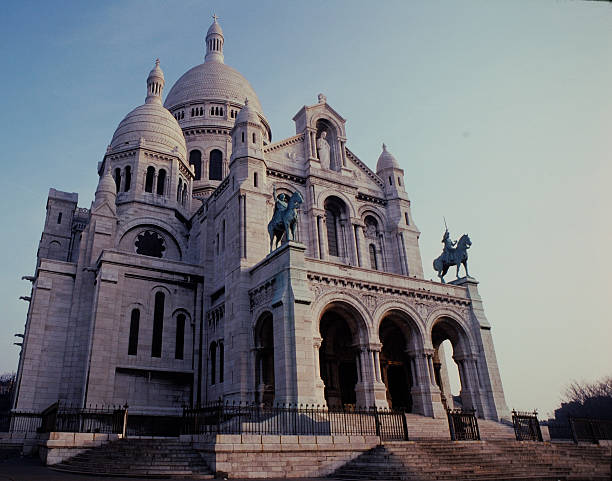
[569,417,577,444]
[401,412,409,441]
[373,407,381,438]
[122,404,128,438]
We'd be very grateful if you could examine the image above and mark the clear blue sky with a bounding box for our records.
[0,0,610,417]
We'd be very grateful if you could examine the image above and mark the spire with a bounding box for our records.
[94,161,117,212]
[145,59,165,105]
[205,14,224,63]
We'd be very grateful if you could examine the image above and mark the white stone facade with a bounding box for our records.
[14,19,510,421]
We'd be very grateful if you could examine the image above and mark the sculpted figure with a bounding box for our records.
[433,228,472,283]
[317,131,331,170]
[268,187,304,252]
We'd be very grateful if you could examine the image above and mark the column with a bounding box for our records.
[317,215,326,260]
[311,132,318,159]
[340,140,347,167]
[379,233,388,272]
[353,225,362,267]
[373,350,382,382]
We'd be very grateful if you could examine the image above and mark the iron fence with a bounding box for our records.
[512,410,543,441]
[0,411,42,433]
[569,417,612,444]
[182,402,408,441]
[546,421,573,440]
[41,402,126,434]
[447,409,480,441]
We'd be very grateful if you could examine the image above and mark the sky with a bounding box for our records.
[0,0,610,418]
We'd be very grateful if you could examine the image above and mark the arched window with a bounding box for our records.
[177,179,182,202]
[252,132,256,143]
[209,149,223,180]
[254,172,258,187]
[241,132,245,143]
[114,168,121,192]
[398,177,402,186]
[210,342,217,385]
[145,167,155,193]
[405,213,410,226]
[220,108,224,116]
[388,176,392,186]
[189,150,202,180]
[57,212,62,224]
[151,292,164,358]
[175,314,185,360]
[210,107,214,116]
[182,186,187,205]
[128,308,140,355]
[369,244,378,270]
[219,342,224,383]
[124,166,131,192]
[156,169,166,195]
[199,107,203,116]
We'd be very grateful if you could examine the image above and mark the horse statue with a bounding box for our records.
[433,233,472,283]
[268,189,304,252]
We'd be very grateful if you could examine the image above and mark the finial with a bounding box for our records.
[155,58,160,67]
[318,93,327,103]
[382,143,387,151]
[212,13,219,22]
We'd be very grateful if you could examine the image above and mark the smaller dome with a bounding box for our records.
[110,103,187,160]
[235,98,260,125]
[376,143,401,172]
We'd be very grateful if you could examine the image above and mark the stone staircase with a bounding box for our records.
[51,438,213,478]
[329,440,612,480]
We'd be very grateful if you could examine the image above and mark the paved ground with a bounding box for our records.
[0,455,323,481]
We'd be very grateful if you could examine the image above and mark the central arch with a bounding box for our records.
[378,309,421,412]
[318,301,366,409]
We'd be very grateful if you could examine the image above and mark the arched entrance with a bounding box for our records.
[254,312,274,405]
[431,317,474,411]
[319,303,364,409]
[379,312,416,411]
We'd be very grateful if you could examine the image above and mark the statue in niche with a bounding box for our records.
[433,227,472,283]
[268,186,304,252]
[317,131,331,170]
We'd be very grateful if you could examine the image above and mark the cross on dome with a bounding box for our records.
[212,13,219,22]
[205,16,224,63]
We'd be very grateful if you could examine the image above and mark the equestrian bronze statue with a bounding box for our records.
[268,187,304,252]
[433,228,472,283]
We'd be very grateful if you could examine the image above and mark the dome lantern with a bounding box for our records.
[145,59,165,105]
[205,15,224,64]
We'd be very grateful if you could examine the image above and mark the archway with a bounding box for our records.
[323,196,350,260]
[431,317,472,411]
[254,312,274,405]
[378,311,418,411]
[319,302,364,409]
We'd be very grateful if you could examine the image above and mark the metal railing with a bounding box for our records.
[182,402,408,441]
[569,417,612,444]
[512,410,543,441]
[447,409,480,441]
[40,402,126,434]
[0,411,42,433]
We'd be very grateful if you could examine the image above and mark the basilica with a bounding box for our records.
[14,19,510,422]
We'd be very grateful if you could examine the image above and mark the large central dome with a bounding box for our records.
[164,61,264,115]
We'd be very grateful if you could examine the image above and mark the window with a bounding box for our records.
[325,208,339,257]
[398,177,402,186]
[189,150,202,180]
[222,219,226,251]
[128,309,140,355]
[388,176,392,186]
[124,166,131,192]
[151,292,165,358]
[210,342,217,385]
[57,212,62,224]
[241,132,245,143]
[369,244,378,270]
[156,169,166,195]
[145,167,155,193]
[209,149,223,180]
[114,168,121,192]
[175,314,185,360]
[254,172,258,187]
[219,342,224,383]
[177,179,182,202]
[135,230,165,258]
[252,132,256,143]
[405,212,410,226]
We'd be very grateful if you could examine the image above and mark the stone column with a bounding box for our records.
[408,348,445,418]
[353,224,362,267]
[317,215,326,260]
[312,337,326,403]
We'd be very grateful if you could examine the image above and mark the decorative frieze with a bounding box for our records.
[266,168,306,185]
[249,278,276,312]
[356,192,387,206]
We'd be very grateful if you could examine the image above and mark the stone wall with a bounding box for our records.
[186,433,380,478]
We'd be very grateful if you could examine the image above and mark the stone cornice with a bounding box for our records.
[356,192,387,206]
[306,272,471,307]
[263,133,304,153]
[266,168,306,185]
